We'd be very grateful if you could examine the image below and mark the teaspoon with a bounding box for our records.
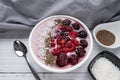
[13,40,41,80]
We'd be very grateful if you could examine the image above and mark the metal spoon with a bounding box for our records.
[13,40,41,80]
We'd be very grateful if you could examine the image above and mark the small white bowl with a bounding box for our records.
[93,21,120,49]
[29,15,93,73]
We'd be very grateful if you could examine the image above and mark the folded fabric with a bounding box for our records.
[0,0,120,38]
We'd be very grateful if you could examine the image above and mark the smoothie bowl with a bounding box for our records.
[29,15,93,73]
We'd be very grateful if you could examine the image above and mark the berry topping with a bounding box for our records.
[60,31,64,36]
[64,33,68,36]
[45,18,90,67]
[78,30,87,38]
[68,54,79,65]
[80,40,88,48]
[66,37,70,41]
[51,43,55,47]
[54,36,57,39]
[71,39,80,46]
[56,34,61,38]
[72,22,80,30]
[57,38,61,45]
[69,31,78,38]
[69,45,76,52]
[75,47,86,57]
[57,45,62,49]
[58,25,66,30]
[62,19,71,26]
[62,47,69,53]
[61,30,66,32]
[65,41,75,52]
[65,27,73,32]
[52,48,61,56]
[56,53,68,67]
[65,41,73,48]
[50,38,55,42]
[60,39,66,45]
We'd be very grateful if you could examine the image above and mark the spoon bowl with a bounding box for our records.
[14,40,27,57]
[93,21,120,49]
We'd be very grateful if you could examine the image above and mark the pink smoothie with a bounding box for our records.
[30,16,91,69]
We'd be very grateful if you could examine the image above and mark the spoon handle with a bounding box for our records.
[24,55,41,80]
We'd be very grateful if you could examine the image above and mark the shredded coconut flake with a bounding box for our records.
[92,57,120,80]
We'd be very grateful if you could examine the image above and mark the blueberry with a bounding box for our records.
[62,30,66,32]
[62,19,71,26]
[64,33,68,36]
[72,23,80,30]
[80,40,88,48]
[54,36,57,39]
[60,32,64,36]
[78,30,87,38]
[66,37,70,41]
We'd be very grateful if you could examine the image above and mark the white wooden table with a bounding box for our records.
[0,39,120,80]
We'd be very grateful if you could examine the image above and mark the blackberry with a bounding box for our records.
[56,53,68,67]
[78,30,87,38]
[68,54,79,65]
[80,40,88,48]
[72,23,80,30]
[62,19,71,26]
[75,47,86,57]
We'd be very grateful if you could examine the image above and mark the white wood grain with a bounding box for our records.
[0,73,93,80]
[0,39,120,80]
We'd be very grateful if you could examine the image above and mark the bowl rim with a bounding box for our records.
[29,15,93,73]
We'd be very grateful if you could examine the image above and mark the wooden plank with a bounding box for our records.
[0,72,93,80]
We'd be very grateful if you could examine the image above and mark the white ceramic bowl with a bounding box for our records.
[93,21,120,49]
[29,15,93,73]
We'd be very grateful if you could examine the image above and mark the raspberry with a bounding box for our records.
[62,47,69,53]
[69,31,78,38]
[51,43,55,47]
[50,38,55,42]
[52,48,61,56]
[80,40,88,48]
[68,54,79,65]
[65,27,73,32]
[65,41,75,52]
[71,39,80,46]
[69,45,76,52]
[65,41,73,48]
[62,19,71,26]
[58,25,66,30]
[57,45,62,49]
[60,39,66,45]
[57,38,61,45]
[78,30,87,38]
[56,34,61,38]
[72,22,80,30]
[56,53,68,67]
[75,47,86,57]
